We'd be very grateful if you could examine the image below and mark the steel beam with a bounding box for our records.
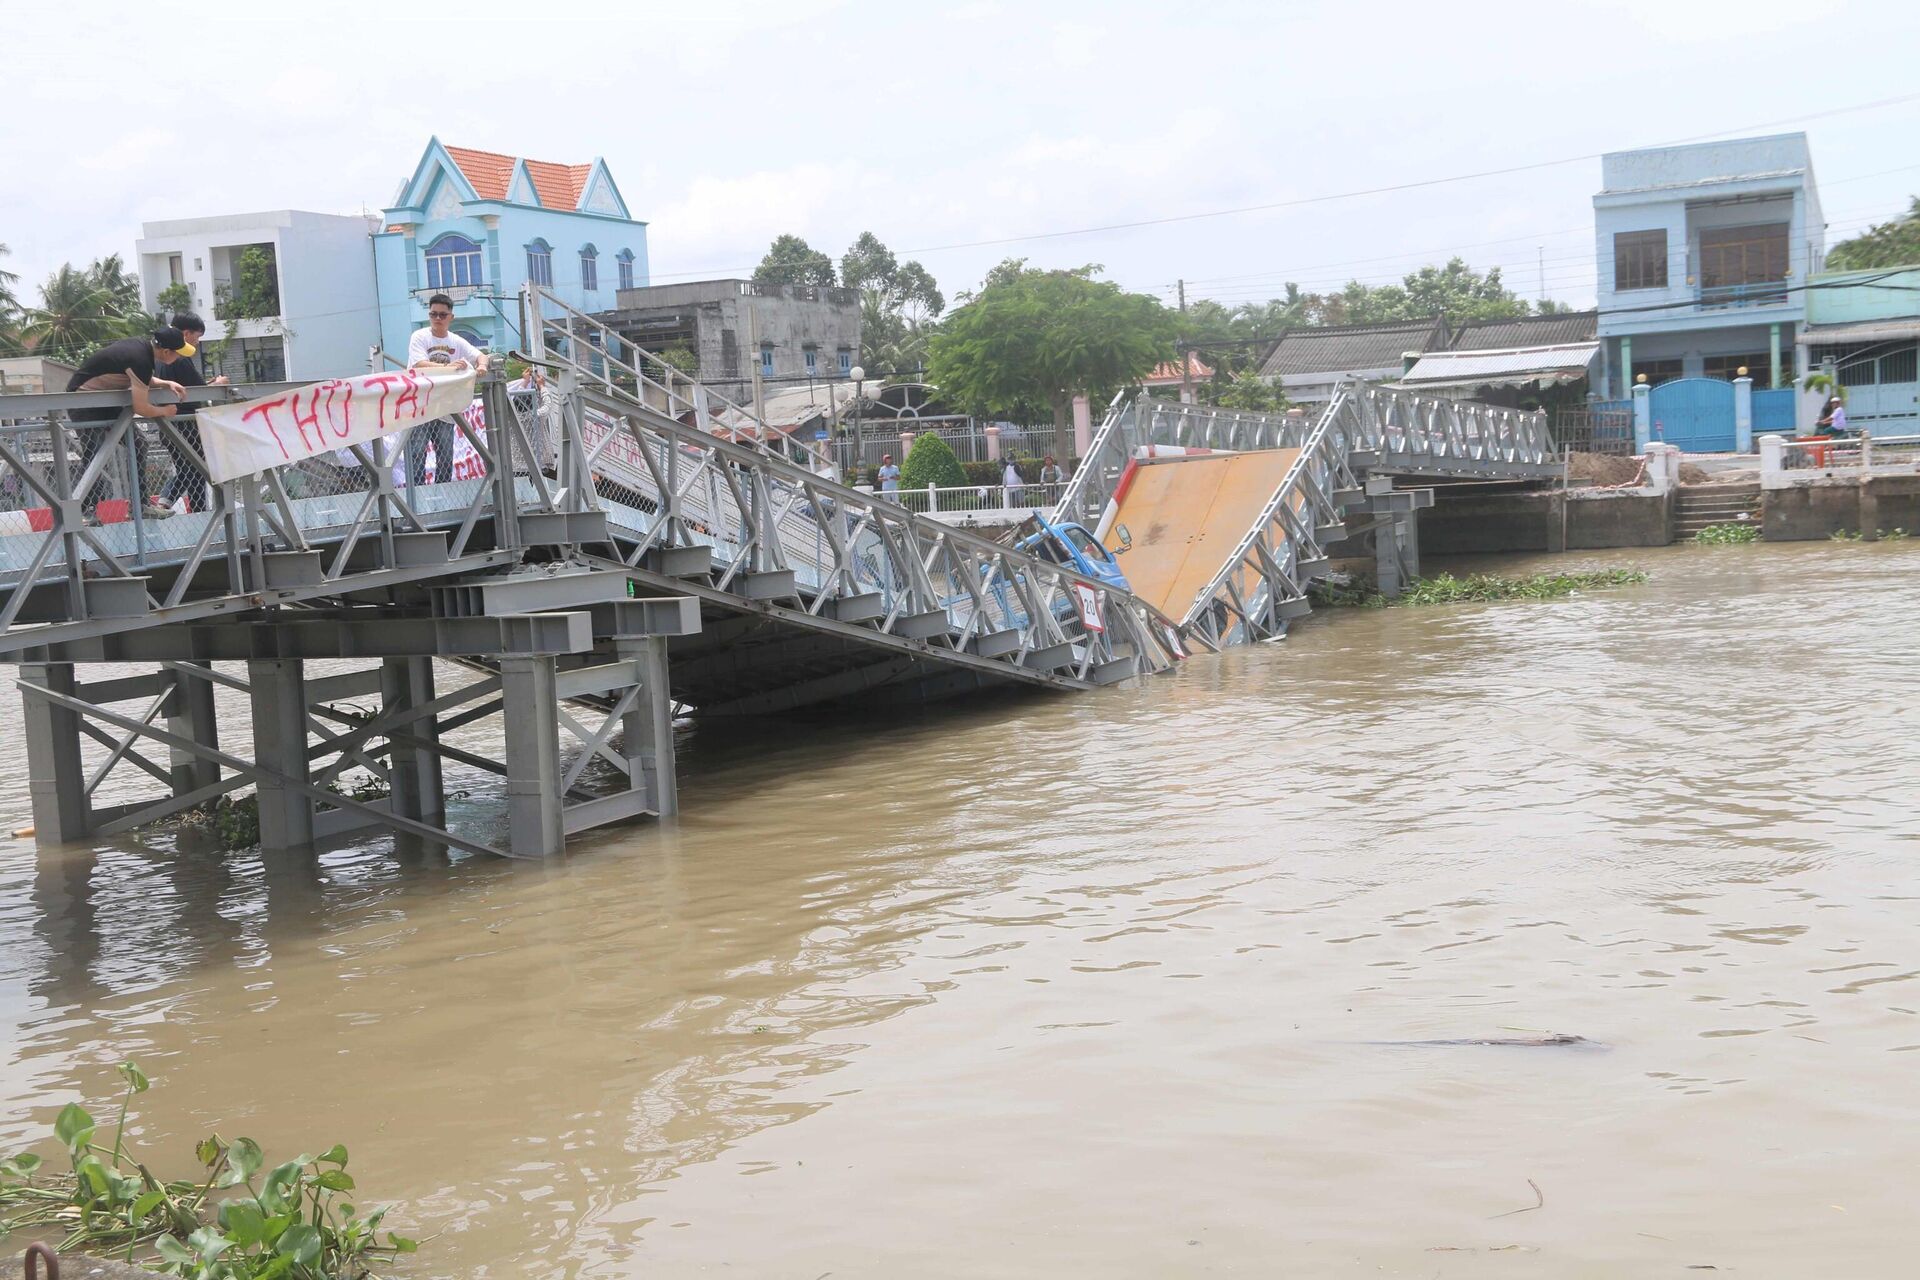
[381,657,445,828]
[247,658,314,852]
[166,662,221,797]
[19,663,88,843]
[499,655,564,858]
[0,613,595,664]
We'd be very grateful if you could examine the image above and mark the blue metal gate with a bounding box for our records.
[1753,387,1796,435]
[1648,378,1736,452]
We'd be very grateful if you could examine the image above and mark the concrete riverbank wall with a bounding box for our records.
[1413,472,1919,555]
[1761,474,1920,541]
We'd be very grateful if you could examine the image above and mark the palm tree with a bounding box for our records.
[23,265,117,362]
[0,244,22,357]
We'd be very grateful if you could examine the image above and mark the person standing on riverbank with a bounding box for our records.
[877,453,900,496]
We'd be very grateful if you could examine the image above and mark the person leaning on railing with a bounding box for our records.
[154,311,229,515]
[62,327,190,524]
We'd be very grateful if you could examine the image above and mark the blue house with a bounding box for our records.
[1594,133,1826,451]
[373,139,647,362]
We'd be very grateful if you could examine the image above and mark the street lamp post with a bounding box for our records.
[846,365,865,480]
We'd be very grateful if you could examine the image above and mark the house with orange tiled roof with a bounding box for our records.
[373,137,647,360]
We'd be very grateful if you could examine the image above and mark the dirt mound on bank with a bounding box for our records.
[1564,452,1716,487]
[1566,452,1644,486]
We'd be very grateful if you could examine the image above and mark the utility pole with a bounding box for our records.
[1178,278,1193,405]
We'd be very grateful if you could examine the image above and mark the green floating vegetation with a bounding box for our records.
[1311,569,1648,609]
[1400,569,1648,605]
[1695,522,1760,545]
[1829,527,1908,542]
[0,1062,417,1278]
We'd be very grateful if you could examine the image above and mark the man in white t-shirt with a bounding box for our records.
[405,293,489,487]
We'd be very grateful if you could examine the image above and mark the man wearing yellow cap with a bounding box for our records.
[155,311,228,514]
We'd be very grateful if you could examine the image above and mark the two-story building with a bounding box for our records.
[597,278,862,407]
[134,210,381,380]
[1594,133,1826,399]
[373,139,648,363]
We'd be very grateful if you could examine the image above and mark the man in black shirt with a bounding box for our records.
[64,329,189,521]
[155,312,228,513]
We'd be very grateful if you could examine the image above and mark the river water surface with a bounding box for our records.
[0,542,1916,1278]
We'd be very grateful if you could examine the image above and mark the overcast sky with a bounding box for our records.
[6,0,1919,318]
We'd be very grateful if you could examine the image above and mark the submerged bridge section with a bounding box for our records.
[0,291,1178,859]
[1054,387,1560,647]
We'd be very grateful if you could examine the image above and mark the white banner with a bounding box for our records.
[197,368,478,483]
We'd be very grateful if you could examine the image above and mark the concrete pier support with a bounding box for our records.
[247,658,313,852]
[21,663,87,844]
[500,655,564,858]
[380,657,444,828]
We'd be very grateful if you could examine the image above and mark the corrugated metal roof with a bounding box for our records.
[1399,342,1598,388]
[1796,320,1920,345]
[1448,310,1598,351]
[1257,318,1443,378]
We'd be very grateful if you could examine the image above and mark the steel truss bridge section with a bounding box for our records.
[524,286,1187,708]
[1052,385,1561,649]
[0,290,1184,859]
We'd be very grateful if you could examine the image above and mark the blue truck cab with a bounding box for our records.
[1015,515,1131,593]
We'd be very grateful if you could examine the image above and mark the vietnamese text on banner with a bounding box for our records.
[197,368,477,483]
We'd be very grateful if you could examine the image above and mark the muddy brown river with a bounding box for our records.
[0,541,1915,1277]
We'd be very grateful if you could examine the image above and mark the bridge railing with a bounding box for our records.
[1052,382,1555,532]
[524,292,1186,683]
[0,378,555,652]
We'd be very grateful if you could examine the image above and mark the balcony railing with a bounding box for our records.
[1696,280,1790,309]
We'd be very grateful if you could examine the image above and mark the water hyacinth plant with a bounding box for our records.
[0,1062,417,1278]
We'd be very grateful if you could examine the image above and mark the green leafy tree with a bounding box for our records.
[753,234,836,288]
[1200,260,1557,332]
[216,245,280,321]
[87,253,143,324]
[23,264,117,361]
[928,262,1179,458]
[0,243,22,356]
[840,232,945,376]
[899,429,967,494]
[1828,197,1920,271]
[155,282,193,317]
[1196,371,1290,414]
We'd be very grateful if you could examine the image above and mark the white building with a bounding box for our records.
[135,211,380,381]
